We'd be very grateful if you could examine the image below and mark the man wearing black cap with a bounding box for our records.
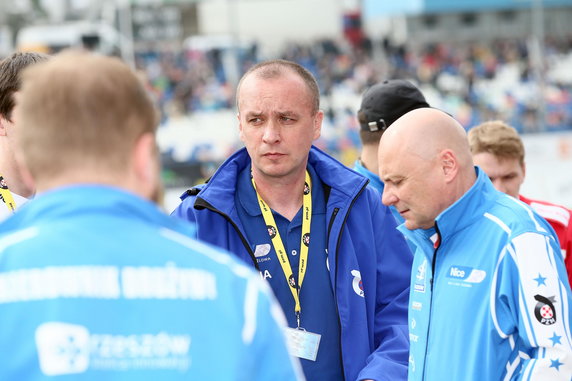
[354,79,429,223]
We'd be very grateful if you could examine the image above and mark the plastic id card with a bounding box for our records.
[284,327,321,361]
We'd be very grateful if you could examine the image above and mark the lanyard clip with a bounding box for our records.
[296,311,301,329]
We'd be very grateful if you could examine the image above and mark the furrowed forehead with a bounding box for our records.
[240,69,315,104]
[239,83,314,117]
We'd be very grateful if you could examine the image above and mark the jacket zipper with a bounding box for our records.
[195,197,260,271]
[326,208,339,251]
[330,181,368,381]
[422,222,441,381]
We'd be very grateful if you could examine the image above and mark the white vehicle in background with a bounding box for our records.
[16,21,121,55]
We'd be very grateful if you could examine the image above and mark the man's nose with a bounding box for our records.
[262,120,280,143]
[382,187,397,206]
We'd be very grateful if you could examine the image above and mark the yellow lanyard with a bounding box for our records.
[0,175,16,213]
[252,171,312,327]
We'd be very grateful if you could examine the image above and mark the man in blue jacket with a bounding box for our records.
[172,59,413,381]
[378,108,572,380]
[0,51,302,381]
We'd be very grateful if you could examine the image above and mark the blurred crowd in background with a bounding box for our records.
[138,36,572,130]
[137,35,572,167]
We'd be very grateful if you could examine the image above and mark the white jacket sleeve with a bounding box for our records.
[497,232,572,380]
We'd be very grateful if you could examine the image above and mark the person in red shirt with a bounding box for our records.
[468,120,572,284]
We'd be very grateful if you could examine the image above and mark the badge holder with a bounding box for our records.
[285,327,321,361]
[284,312,321,361]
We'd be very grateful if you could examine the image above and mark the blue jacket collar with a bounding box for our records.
[197,146,368,215]
[1,185,195,237]
[353,159,385,194]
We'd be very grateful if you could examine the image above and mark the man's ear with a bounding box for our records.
[313,110,323,140]
[441,149,459,183]
[0,116,9,137]
[237,112,245,143]
[132,132,160,199]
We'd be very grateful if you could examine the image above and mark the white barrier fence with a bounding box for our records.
[159,113,572,212]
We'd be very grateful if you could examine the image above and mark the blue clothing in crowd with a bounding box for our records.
[0,186,302,381]
[403,168,572,381]
[172,146,413,381]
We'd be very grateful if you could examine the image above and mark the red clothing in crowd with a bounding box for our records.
[520,194,572,285]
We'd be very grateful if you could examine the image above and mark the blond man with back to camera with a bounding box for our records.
[0,51,302,381]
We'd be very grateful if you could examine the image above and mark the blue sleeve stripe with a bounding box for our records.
[491,244,510,339]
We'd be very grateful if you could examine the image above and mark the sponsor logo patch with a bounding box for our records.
[288,274,297,288]
[35,322,191,376]
[414,260,427,293]
[350,270,365,297]
[35,322,90,376]
[534,294,557,325]
[302,233,310,247]
[254,244,271,258]
[267,225,277,239]
[446,265,486,287]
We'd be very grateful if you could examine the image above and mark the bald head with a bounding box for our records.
[377,108,476,230]
[380,108,472,165]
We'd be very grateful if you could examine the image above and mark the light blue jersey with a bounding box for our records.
[0,186,303,381]
[402,168,572,381]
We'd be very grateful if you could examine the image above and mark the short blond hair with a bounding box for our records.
[16,51,158,181]
[468,120,525,167]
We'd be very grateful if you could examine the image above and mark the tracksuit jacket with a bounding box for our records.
[172,146,413,381]
[402,168,572,381]
[519,194,572,286]
[0,185,302,380]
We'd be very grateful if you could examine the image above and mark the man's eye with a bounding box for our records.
[280,116,296,123]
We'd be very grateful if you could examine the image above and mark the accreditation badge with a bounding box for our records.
[284,327,321,361]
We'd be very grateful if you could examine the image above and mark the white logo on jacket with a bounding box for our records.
[35,322,191,375]
[36,322,90,376]
[351,270,365,297]
[254,244,271,257]
[414,259,428,293]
